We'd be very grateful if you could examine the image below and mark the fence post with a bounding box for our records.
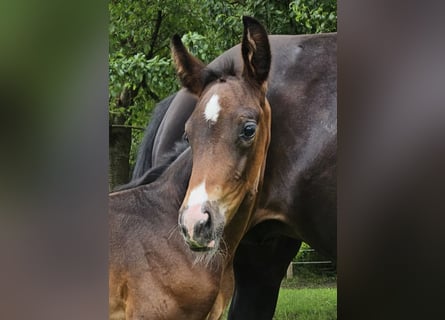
[286,262,293,279]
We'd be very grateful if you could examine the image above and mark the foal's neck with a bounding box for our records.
[156,148,193,209]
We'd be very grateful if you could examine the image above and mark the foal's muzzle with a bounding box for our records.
[178,202,223,251]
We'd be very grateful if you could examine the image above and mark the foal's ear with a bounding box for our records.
[171,34,206,95]
[241,16,271,89]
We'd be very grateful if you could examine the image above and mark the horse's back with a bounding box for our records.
[132,93,177,178]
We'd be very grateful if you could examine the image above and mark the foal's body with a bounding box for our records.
[109,151,223,320]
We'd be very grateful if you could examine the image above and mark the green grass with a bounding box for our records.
[273,288,337,320]
[221,274,337,320]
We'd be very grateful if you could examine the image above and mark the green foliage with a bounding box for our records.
[109,0,202,166]
[295,242,311,261]
[294,242,330,262]
[290,0,337,33]
[237,0,296,34]
[292,242,336,279]
[109,52,176,117]
[181,32,220,63]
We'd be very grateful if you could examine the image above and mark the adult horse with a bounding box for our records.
[132,20,337,319]
[110,16,272,319]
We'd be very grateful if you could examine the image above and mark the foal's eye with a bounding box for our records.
[241,122,257,140]
[183,132,189,143]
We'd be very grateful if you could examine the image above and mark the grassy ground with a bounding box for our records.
[222,272,337,320]
[272,287,336,320]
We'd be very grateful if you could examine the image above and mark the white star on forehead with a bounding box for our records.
[204,94,221,124]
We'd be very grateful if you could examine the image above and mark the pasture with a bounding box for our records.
[222,275,337,320]
[272,287,337,320]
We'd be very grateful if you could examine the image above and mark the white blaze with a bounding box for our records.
[204,94,221,123]
[187,181,208,207]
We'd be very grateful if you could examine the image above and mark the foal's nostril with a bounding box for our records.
[180,204,217,249]
[194,212,211,236]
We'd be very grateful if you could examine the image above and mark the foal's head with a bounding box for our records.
[173,17,271,252]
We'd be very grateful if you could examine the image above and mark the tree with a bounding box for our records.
[109,0,191,189]
[290,0,337,34]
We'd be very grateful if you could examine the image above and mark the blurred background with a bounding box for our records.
[1,0,445,319]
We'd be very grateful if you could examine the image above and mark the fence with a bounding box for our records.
[286,248,335,279]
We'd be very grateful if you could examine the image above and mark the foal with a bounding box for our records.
[173,16,271,316]
[109,16,272,319]
[109,149,223,320]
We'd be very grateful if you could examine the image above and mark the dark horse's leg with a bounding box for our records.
[228,230,301,320]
